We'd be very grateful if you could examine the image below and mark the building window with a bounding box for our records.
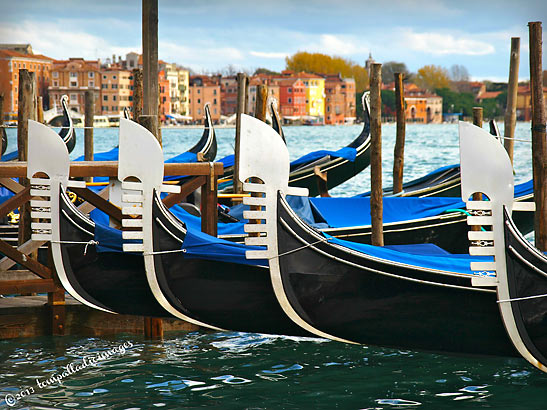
[52,71,58,78]
[53,81,58,87]
[197,98,201,104]
[112,84,118,89]
[113,75,117,79]
[89,80,94,87]
[288,98,292,103]
[70,94,77,102]
[214,108,217,114]
[197,89,200,94]
[103,95,108,101]
[102,84,107,89]
[70,72,77,78]
[197,109,201,115]
[112,106,117,111]
[213,98,217,105]
[103,75,107,79]
[113,95,117,101]
[288,88,292,93]
[213,89,217,95]
[70,81,77,87]
[88,72,94,78]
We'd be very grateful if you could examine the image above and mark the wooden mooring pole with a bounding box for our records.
[142,0,160,143]
[393,72,406,194]
[36,96,44,124]
[17,70,36,247]
[0,93,4,161]
[142,0,162,338]
[504,37,520,164]
[471,107,484,231]
[233,72,248,194]
[84,91,94,182]
[255,84,268,122]
[132,68,143,121]
[370,63,384,247]
[529,21,547,251]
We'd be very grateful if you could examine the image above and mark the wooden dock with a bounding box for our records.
[0,295,199,339]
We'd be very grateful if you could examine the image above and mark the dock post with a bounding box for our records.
[142,0,163,338]
[48,246,65,336]
[233,73,248,194]
[132,68,143,121]
[370,63,384,247]
[17,70,36,248]
[529,21,547,251]
[471,107,484,231]
[37,96,44,124]
[255,84,268,122]
[201,164,218,237]
[84,91,94,182]
[0,93,4,161]
[393,72,406,194]
[504,37,520,164]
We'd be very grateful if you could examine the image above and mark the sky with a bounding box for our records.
[1,0,546,81]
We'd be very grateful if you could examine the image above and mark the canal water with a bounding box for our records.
[1,122,541,409]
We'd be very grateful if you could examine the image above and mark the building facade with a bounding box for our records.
[178,68,189,116]
[188,75,221,123]
[100,68,132,115]
[0,48,53,119]
[278,78,306,118]
[48,58,101,115]
[324,74,356,124]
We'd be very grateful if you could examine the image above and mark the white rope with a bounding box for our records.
[270,237,330,260]
[51,239,98,255]
[497,293,547,304]
[499,136,532,143]
[143,248,187,256]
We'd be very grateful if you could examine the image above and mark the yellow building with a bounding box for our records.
[299,72,325,122]
[177,68,189,116]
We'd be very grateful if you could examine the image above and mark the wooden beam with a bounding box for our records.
[255,84,268,122]
[529,21,547,251]
[201,165,218,237]
[504,37,520,164]
[0,177,25,193]
[370,63,384,247]
[84,90,94,183]
[0,279,55,295]
[162,176,206,209]
[314,166,330,197]
[0,161,224,178]
[233,73,247,194]
[132,68,143,121]
[36,96,44,124]
[393,72,406,194]
[0,240,46,271]
[0,186,30,219]
[0,239,51,279]
[70,187,123,223]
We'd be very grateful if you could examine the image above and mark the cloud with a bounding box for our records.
[401,28,496,55]
[301,34,370,57]
[250,51,288,59]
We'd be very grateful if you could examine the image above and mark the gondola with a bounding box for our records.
[116,117,310,335]
[239,114,538,358]
[459,121,546,372]
[2,94,76,162]
[26,120,173,317]
[1,125,6,156]
[219,93,372,197]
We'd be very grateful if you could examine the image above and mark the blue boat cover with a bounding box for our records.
[74,146,119,162]
[180,226,267,266]
[219,154,235,168]
[94,222,124,253]
[1,151,19,162]
[323,233,493,275]
[291,146,357,167]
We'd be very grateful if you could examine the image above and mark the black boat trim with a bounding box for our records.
[154,216,184,244]
[507,244,547,279]
[60,208,94,237]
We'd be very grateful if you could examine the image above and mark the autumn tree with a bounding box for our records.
[415,65,450,91]
[285,51,369,92]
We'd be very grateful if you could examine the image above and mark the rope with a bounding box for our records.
[271,237,330,260]
[51,239,98,255]
[143,248,187,256]
[499,136,532,143]
[497,293,547,304]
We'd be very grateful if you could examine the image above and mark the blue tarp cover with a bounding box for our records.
[180,226,267,266]
[94,222,124,253]
[1,151,19,162]
[323,233,493,275]
[219,154,235,168]
[291,146,357,167]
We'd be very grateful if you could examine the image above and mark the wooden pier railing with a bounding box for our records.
[0,161,223,337]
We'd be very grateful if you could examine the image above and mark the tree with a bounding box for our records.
[285,51,369,92]
[415,65,450,91]
[254,67,280,76]
[449,64,470,81]
[381,62,410,84]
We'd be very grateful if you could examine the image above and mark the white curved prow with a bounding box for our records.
[27,120,106,312]
[459,120,540,371]
[238,114,354,344]
[117,119,221,330]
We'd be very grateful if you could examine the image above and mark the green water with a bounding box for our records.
[1,332,547,409]
[1,123,541,408]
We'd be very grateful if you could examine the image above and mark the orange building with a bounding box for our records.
[159,70,171,119]
[48,58,101,115]
[188,75,221,123]
[516,84,547,121]
[0,49,53,120]
[278,78,306,118]
[324,74,356,124]
[100,68,133,115]
[247,76,280,117]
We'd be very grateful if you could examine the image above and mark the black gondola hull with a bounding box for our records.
[58,189,170,317]
[275,195,518,357]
